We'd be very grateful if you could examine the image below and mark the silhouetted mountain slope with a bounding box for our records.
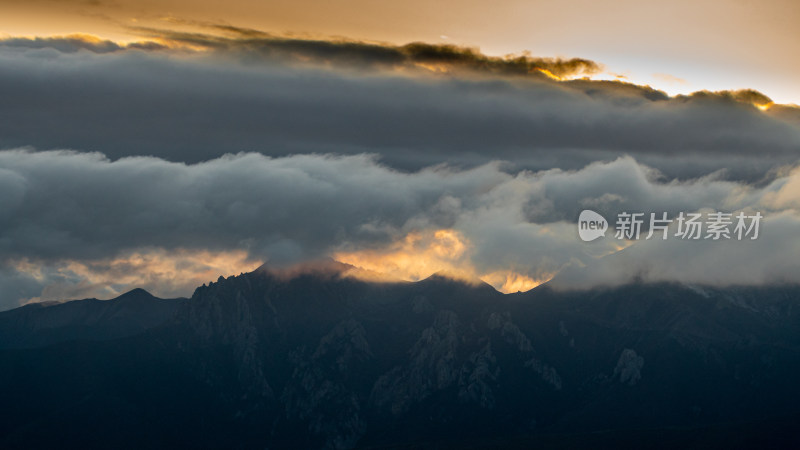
[0,288,186,349]
[1,265,800,449]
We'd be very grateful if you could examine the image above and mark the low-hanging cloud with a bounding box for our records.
[2,149,800,310]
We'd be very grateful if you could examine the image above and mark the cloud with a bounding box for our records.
[551,212,800,290]
[0,34,168,53]
[0,149,508,264]
[11,249,260,306]
[0,32,798,181]
[128,23,602,79]
[2,149,800,309]
[2,29,800,308]
[334,228,550,293]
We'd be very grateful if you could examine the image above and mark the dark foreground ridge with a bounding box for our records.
[0,288,186,349]
[2,262,800,449]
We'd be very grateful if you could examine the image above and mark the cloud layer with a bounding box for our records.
[2,149,800,310]
[1,30,800,309]
[0,34,798,181]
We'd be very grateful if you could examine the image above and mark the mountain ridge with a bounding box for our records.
[2,267,800,448]
[0,288,186,349]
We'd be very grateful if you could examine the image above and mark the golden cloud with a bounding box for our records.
[14,249,261,303]
[334,229,550,293]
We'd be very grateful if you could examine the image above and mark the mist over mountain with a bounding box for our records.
[2,263,800,449]
[3,28,800,308]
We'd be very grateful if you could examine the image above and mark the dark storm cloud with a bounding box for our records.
[0,33,798,180]
[130,23,602,79]
[0,150,765,264]
[0,150,506,263]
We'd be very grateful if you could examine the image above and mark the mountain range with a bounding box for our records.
[2,261,800,449]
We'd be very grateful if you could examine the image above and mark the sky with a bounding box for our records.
[2,0,799,104]
[0,0,799,309]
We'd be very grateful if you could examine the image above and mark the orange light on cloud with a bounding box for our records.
[334,228,547,293]
[535,68,565,81]
[2,0,800,104]
[334,229,470,283]
[414,62,451,73]
[481,271,550,293]
[755,102,774,112]
[14,249,262,303]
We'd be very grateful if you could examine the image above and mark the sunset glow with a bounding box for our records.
[335,229,548,293]
[1,0,799,306]
[2,0,798,104]
[3,2,800,446]
[13,250,261,303]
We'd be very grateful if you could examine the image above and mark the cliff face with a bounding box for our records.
[3,266,800,449]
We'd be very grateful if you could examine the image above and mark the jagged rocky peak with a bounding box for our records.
[198,260,490,295]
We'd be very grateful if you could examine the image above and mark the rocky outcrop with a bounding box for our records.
[282,319,371,449]
[614,348,644,386]
[371,310,462,415]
